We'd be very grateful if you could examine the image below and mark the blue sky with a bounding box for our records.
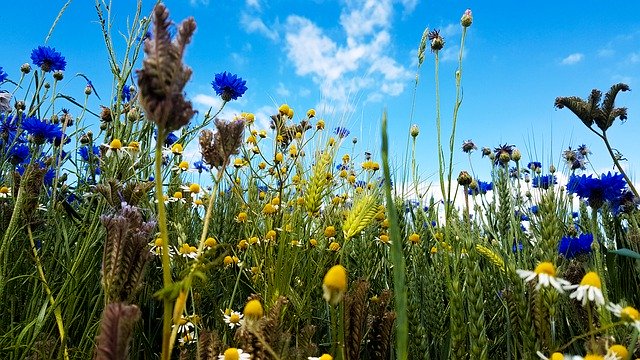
[1,0,639,185]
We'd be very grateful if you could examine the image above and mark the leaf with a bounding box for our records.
[609,248,640,260]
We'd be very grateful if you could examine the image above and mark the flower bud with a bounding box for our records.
[85,85,93,96]
[15,100,26,111]
[20,63,31,74]
[410,124,419,138]
[53,71,64,81]
[511,148,521,162]
[549,164,556,174]
[457,171,472,186]
[461,9,473,27]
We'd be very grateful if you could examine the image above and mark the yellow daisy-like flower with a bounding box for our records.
[535,351,574,360]
[262,203,277,215]
[248,236,260,245]
[188,183,201,194]
[606,303,640,331]
[323,265,347,305]
[375,234,391,245]
[516,261,571,292]
[324,226,337,238]
[274,152,284,163]
[408,233,420,244]
[258,130,267,138]
[265,230,277,242]
[233,158,245,168]
[242,112,255,124]
[0,186,11,198]
[235,212,248,223]
[316,119,325,130]
[177,243,197,259]
[237,239,249,250]
[328,241,341,252]
[306,108,316,118]
[309,239,318,247]
[218,347,251,360]
[109,138,122,150]
[173,160,190,172]
[607,344,628,360]
[204,237,217,249]
[278,103,290,115]
[127,141,140,152]
[171,143,183,155]
[308,355,333,360]
[567,271,605,306]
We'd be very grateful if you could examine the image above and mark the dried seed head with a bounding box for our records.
[199,118,245,170]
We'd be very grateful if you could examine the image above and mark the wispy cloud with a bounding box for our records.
[240,13,279,41]
[560,53,584,65]
[189,0,209,6]
[275,82,291,98]
[283,0,412,112]
[598,48,615,58]
[627,52,640,64]
[245,0,260,11]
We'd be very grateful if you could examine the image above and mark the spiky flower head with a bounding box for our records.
[461,139,477,153]
[30,46,66,72]
[136,2,196,132]
[21,116,63,145]
[211,72,247,102]
[428,29,445,52]
[567,172,627,210]
[558,233,593,259]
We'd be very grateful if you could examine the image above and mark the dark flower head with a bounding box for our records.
[558,233,593,259]
[530,205,539,215]
[481,147,492,157]
[21,117,63,145]
[461,139,477,153]
[609,188,639,215]
[0,67,8,82]
[120,86,132,102]
[211,71,247,102]
[563,147,587,170]
[334,127,350,138]
[427,29,445,52]
[577,144,591,157]
[493,143,515,166]
[532,175,557,190]
[568,172,627,209]
[336,163,349,171]
[354,180,366,189]
[30,46,67,72]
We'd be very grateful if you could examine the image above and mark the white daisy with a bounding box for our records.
[222,310,244,329]
[516,261,572,293]
[0,186,11,198]
[606,302,640,331]
[149,238,175,258]
[176,243,198,259]
[218,348,251,360]
[308,355,333,360]
[567,271,605,307]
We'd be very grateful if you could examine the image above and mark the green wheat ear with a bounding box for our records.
[475,244,505,273]
[343,194,379,240]
[304,149,334,216]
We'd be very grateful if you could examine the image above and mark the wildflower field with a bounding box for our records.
[2,2,640,360]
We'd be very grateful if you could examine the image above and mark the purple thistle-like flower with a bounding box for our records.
[211,72,247,101]
[30,46,67,72]
[20,117,63,145]
[558,233,593,259]
[334,127,350,138]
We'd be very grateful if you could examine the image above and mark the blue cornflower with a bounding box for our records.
[512,241,523,253]
[20,117,63,145]
[30,46,67,72]
[609,189,640,215]
[469,180,493,195]
[78,145,100,161]
[193,160,209,173]
[164,132,178,146]
[516,210,529,221]
[558,233,593,259]
[334,127,350,138]
[0,114,22,146]
[532,175,557,190]
[257,184,269,193]
[211,72,247,101]
[336,163,349,171]
[120,86,132,102]
[572,211,579,218]
[44,168,56,187]
[0,67,7,82]
[527,161,542,171]
[530,205,539,215]
[354,180,366,189]
[8,144,30,165]
[568,172,627,209]
[405,199,420,213]
[563,147,587,170]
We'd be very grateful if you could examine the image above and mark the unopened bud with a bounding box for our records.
[457,171,472,186]
[85,85,93,96]
[511,148,521,162]
[549,164,556,174]
[461,9,473,27]
[53,71,64,81]
[20,63,31,74]
[410,124,419,138]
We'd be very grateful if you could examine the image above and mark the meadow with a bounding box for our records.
[1,2,640,360]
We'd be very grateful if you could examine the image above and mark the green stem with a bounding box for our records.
[155,128,173,360]
[602,132,638,197]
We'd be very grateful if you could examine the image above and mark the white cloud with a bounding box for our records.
[440,23,461,38]
[189,0,209,6]
[246,0,260,11]
[275,82,291,98]
[193,94,222,109]
[560,53,584,65]
[627,52,640,64]
[598,48,615,58]
[398,0,418,14]
[240,13,279,41]
[283,0,412,110]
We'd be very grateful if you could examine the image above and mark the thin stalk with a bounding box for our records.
[602,132,638,197]
[154,127,173,360]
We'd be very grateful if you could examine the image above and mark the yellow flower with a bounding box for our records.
[177,160,189,171]
[247,135,257,144]
[278,104,290,115]
[235,212,248,223]
[248,236,259,245]
[223,255,234,266]
[243,299,264,319]
[220,347,251,360]
[316,119,325,130]
[271,197,280,206]
[289,145,298,157]
[262,203,277,215]
[328,242,341,252]
[324,226,337,238]
[258,162,266,170]
[171,143,183,155]
[204,237,217,248]
[0,186,10,198]
[266,230,277,241]
[274,152,284,163]
[287,108,294,118]
[309,239,317,247]
[242,112,255,124]
[567,271,604,306]
[109,138,122,150]
[430,246,438,254]
[233,158,245,168]
[173,191,183,199]
[189,183,201,193]
[307,108,316,118]
[258,130,267,138]
[237,239,249,250]
[276,135,284,143]
[607,344,628,360]
[127,141,140,151]
[516,261,571,292]
[323,265,347,305]
[408,233,420,244]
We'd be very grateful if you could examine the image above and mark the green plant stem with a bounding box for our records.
[154,127,173,360]
[434,51,446,215]
[381,110,408,360]
[601,132,638,197]
[27,225,69,360]
[556,322,621,352]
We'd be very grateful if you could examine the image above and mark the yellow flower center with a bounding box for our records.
[244,299,264,319]
[316,119,325,130]
[274,153,284,163]
[550,353,565,360]
[379,234,389,243]
[309,239,317,247]
[307,109,316,117]
[324,226,337,238]
[110,139,122,150]
[189,183,201,193]
[608,344,628,359]
[262,203,276,215]
[236,212,248,222]
[178,161,189,170]
[173,191,183,199]
[0,186,8,194]
[329,242,341,251]
[171,143,183,154]
[583,355,604,360]
[154,238,163,247]
[278,104,290,114]
[238,240,248,250]
[580,271,602,289]
[430,246,438,254]
[128,141,140,151]
[621,306,640,321]
[223,256,233,266]
[229,313,241,324]
[534,262,556,276]
[258,130,267,138]
[266,230,276,241]
[319,355,333,360]
[323,265,347,291]
[223,348,240,360]
[204,237,217,248]
[249,236,259,245]
[408,233,420,244]
[271,198,280,206]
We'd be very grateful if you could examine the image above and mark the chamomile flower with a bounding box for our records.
[567,271,605,307]
[172,316,195,334]
[177,243,198,259]
[516,261,571,292]
[218,348,251,360]
[173,160,190,172]
[222,310,244,329]
[204,237,218,249]
[536,351,569,360]
[149,238,176,257]
[606,303,640,331]
[0,186,11,198]
[178,331,197,346]
[606,344,628,360]
[105,139,125,158]
[168,191,187,204]
[171,143,183,155]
